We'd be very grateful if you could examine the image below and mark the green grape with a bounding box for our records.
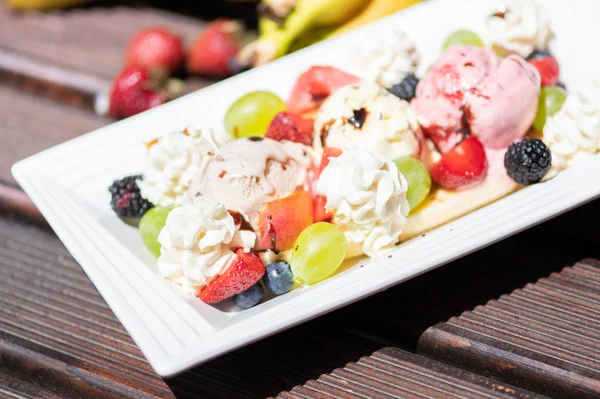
[533,86,568,132]
[290,222,347,285]
[442,30,484,51]
[140,206,173,258]
[224,91,286,138]
[394,156,432,211]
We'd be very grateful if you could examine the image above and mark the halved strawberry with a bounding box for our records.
[430,136,487,189]
[318,147,343,175]
[265,112,313,146]
[313,147,342,222]
[288,66,361,114]
[199,249,265,304]
[528,52,559,87]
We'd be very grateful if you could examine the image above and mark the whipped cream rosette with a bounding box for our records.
[157,196,255,294]
[487,0,554,58]
[544,82,600,170]
[140,126,231,207]
[351,30,420,88]
[316,146,410,258]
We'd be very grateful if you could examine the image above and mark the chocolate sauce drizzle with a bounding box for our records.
[457,103,473,139]
[228,210,254,232]
[348,108,368,129]
[492,6,509,18]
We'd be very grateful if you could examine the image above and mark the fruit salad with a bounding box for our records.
[108,0,600,309]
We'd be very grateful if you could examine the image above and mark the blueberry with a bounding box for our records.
[233,283,263,309]
[263,261,294,295]
[527,50,552,61]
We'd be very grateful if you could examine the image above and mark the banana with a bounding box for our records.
[6,0,89,10]
[287,25,334,53]
[328,0,421,37]
[239,0,370,67]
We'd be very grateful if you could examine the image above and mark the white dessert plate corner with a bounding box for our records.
[12,0,600,377]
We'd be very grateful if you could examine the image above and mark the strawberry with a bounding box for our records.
[430,136,487,189]
[108,66,165,119]
[265,112,314,145]
[288,66,361,114]
[318,147,342,175]
[199,249,265,304]
[527,52,559,87]
[187,19,246,78]
[313,147,342,222]
[126,27,184,74]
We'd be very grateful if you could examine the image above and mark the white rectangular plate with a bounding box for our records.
[12,0,600,377]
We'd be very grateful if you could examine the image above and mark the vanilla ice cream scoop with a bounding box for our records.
[313,82,423,160]
[188,137,316,228]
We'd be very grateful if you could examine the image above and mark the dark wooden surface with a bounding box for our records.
[274,347,549,399]
[1,199,599,398]
[419,258,600,399]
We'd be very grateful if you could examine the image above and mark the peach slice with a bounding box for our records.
[257,190,314,251]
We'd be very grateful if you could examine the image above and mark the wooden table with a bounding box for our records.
[1,2,599,398]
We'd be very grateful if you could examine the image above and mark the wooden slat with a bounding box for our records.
[418,258,600,399]
[273,347,549,399]
[0,2,215,110]
[0,85,107,186]
[0,213,386,398]
[0,214,174,398]
[0,3,199,81]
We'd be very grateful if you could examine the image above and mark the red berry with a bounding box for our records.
[187,19,245,78]
[108,66,165,118]
[265,112,314,146]
[313,147,342,222]
[430,136,487,189]
[528,56,559,87]
[126,27,184,74]
[318,147,343,175]
[288,66,361,114]
[199,249,265,304]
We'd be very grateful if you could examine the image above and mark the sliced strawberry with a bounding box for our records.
[313,147,342,222]
[126,27,184,74]
[313,195,333,223]
[318,147,343,175]
[528,55,559,87]
[199,249,265,304]
[265,112,314,146]
[288,66,361,114]
[108,66,165,119]
[430,136,487,189]
[187,19,246,78]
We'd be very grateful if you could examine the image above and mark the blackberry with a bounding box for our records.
[387,73,419,101]
[109,175,154,219]
[504,139,552,186]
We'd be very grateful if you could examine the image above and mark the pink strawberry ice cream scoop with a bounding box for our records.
[413,45,540,152]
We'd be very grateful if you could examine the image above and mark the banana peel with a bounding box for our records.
[6,0,90,10]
